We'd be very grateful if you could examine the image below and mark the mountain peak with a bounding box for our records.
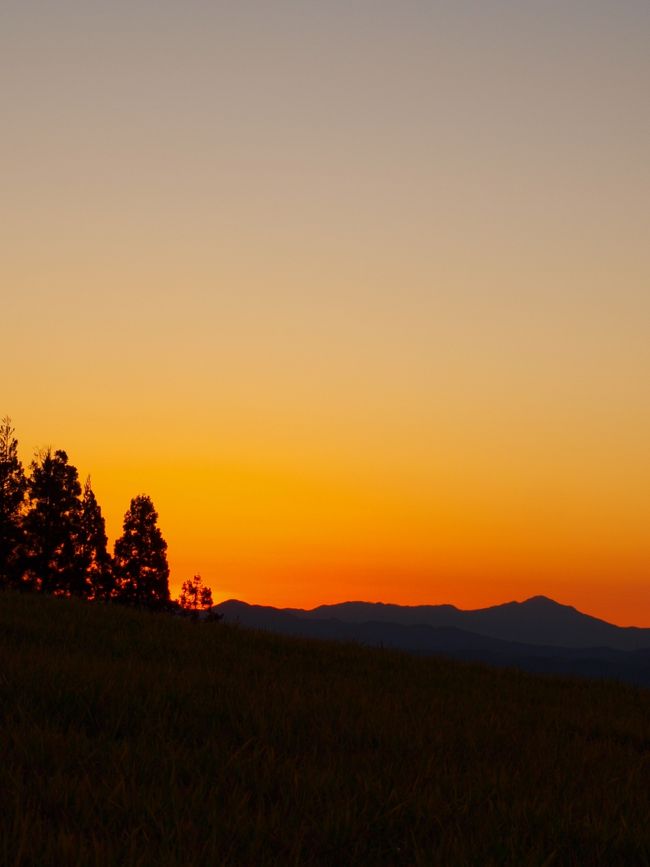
[522,595,563,607]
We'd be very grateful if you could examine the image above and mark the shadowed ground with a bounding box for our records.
[2,591,650,866]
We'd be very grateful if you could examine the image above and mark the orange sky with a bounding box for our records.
[3,2,649,625]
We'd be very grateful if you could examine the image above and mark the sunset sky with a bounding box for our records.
[3,1,649,624]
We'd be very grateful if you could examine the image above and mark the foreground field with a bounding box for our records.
[2,592,650,866]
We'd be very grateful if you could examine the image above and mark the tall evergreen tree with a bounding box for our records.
[113,495,170,608]
[23,449,82,594]
[75,477,113,599]
[0,417,26,587]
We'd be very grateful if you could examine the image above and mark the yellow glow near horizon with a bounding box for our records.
[2,2,650,624]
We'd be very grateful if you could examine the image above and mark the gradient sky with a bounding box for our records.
[2,1,649,624]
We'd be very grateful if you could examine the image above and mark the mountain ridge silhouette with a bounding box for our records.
[216,595,650,650]
[213,596,650,685]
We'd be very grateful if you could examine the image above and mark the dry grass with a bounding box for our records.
[2,590,650,865]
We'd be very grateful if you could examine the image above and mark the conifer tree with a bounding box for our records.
[76,477,113,599]
[23,449,82,594]
[0,417,26,587]
[113,495,170,608]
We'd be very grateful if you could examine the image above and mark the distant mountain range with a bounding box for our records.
[213,596,650,687]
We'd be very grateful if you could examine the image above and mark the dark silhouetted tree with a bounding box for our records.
[178,574,213,613]
[23,449,82,594]
[0,417,26,587]
[113,495,170,608]
[75,476,114,599]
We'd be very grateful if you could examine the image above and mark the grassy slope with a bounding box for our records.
[1,592,650,866]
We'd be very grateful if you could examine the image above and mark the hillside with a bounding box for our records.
[2,591,650,865]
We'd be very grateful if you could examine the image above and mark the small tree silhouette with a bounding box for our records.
[178,574,213,613]
[113,495,170,608]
